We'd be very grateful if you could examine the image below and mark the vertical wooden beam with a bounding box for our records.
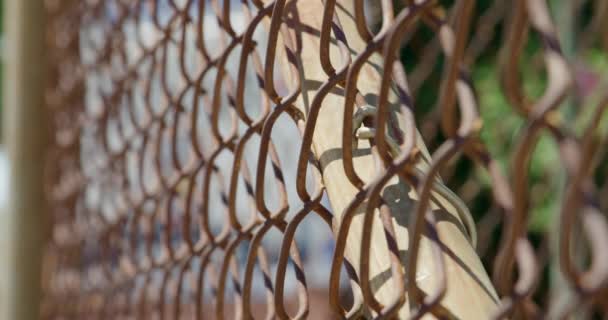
[3,1,47,319]
[270,1,498,318]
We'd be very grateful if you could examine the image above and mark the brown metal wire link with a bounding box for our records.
[42,0,608,319]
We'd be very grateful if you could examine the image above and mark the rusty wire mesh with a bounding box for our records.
[42,0,608,319]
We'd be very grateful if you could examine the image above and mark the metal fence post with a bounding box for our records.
[3,1,47,319]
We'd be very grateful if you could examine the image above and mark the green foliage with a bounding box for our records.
[473,52,564,232]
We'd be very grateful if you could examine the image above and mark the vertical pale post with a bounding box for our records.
[270,1,498,318]
[3,1,47,319]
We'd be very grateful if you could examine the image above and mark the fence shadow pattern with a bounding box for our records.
[42,0,608,318]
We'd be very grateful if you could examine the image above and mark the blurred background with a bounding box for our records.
[1,0,607,318]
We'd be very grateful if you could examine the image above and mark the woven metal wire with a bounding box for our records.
[42,0,608,318]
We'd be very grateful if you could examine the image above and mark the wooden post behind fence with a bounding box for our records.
[269,1,498,318]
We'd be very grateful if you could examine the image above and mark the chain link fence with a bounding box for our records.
[42,0,608,318]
